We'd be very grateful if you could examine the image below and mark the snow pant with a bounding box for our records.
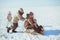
[12,23,18,32]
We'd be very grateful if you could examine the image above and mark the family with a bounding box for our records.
[6,8,44,34]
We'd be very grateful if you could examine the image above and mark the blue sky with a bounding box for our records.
[0,0,60,8]
[0,0,60,13]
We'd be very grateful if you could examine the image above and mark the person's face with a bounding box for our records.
[18,10,24,15]
[20,12,24,15]
[29,14,34,18]
[8,13,11,16]
[20,8,24,15]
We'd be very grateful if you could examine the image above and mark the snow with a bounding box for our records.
[0,12,60,40]
[0,22,60,40]
[0,31,60,40]
[0,5,60,40]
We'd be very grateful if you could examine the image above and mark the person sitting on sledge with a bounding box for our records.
[24,12,44,34]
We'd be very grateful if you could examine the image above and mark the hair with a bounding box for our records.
[26,14,29,19]
[26,12,34,19]
[20,8,23,11]
[29,12,34,15]
[18,10,24,15]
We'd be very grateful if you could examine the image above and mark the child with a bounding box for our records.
[6,11,13,33]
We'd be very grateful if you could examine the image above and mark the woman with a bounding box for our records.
[12,8,25,33]
[24,12,44,34]
[7,8,25,33]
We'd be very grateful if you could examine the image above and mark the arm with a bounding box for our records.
[28,19,34,27]
[24,21,28,29]
[33,19,38,28]
[34,19,37,23]
[28,19,38,28]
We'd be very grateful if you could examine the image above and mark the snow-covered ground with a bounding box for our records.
[0,20,60,40]
[0,7,60,40]
[0,8,60,40]
[0,26,60,40]
[0,0,60,40]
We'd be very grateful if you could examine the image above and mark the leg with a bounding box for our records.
[12,23,18,32]
[40,25,44,31]
[38,25,44,34]
[6,27,11,33]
